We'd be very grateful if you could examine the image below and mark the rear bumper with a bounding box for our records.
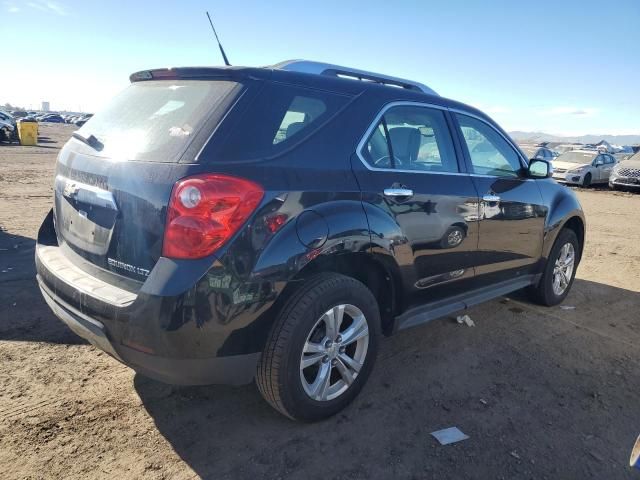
[35,209,265,386]
[38,277,259,385]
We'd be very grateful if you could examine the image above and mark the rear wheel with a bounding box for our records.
[256,273,380,422]
[582,173,592,187]
[528,228,579,306]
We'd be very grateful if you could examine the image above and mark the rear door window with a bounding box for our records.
[360,105,459,173]
[76,80,240,162]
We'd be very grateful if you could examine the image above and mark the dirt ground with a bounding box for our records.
[1,124,639,480]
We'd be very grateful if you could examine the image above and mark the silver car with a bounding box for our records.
[609,151,640,190]
[551,150,617,187]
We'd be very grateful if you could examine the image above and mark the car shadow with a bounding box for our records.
[134,277,640,479]
[0,229,83,345]
[133,373,368,479]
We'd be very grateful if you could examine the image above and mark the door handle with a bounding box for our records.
[384,188,414,197]
[482,194,501,202]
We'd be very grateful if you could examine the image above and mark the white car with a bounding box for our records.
[610,152,640,190]
[552,150,617,187]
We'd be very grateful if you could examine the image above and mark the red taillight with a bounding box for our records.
[162,174,264,259]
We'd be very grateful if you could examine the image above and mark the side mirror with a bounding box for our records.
[528,159,552,178]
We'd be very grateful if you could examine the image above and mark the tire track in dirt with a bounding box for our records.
[0,399,61,421]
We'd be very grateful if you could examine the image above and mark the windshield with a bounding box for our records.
[555,151,597,164]
[76,80,239,162]
[628,151,640,162]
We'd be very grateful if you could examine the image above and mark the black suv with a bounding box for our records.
[36,60,585,421]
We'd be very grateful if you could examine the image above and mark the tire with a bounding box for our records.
[528,228,580,306]
[582,173,592,187]
[256,272,380,422]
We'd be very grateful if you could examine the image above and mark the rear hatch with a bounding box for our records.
[53,77,243,284]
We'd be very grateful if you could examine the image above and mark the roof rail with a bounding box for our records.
[272,59,438,96]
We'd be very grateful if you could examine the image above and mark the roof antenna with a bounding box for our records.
[206,11,231,66]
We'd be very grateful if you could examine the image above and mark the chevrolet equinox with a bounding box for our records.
[36,60,585,421]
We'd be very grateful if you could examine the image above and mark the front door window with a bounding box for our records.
[455,114,523,177]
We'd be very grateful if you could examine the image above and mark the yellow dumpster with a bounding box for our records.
[18,120,38,146]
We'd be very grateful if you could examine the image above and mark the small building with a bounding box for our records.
[41,101,50,112]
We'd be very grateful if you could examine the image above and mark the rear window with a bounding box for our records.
[76,80,239,162]
[207,82,351,161]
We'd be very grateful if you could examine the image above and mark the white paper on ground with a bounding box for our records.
[431,427,469,445]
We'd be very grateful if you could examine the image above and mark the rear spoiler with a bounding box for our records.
[129,67,270,83]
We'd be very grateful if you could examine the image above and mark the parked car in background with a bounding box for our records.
[40,114,65,123]
[0,119,15,142]
[73,113,93,127]
[610,151,640,190]
[552,150,616,187]
[520,144,556,162]
[0,110,17,129]
[11,111,28,119]
[36,60,585,421]
[0,111,17,141]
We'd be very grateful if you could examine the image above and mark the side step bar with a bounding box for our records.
[394,274,540,332]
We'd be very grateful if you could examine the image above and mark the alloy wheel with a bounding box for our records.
[552,242,575,296]
[300,304,369,401]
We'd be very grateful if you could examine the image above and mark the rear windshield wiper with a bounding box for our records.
[72,132,103,151]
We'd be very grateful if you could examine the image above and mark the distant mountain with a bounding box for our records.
[508,131,640,145]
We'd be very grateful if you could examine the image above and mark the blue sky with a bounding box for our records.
[2,0,639,135]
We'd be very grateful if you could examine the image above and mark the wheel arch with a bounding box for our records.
[539,181,586,263]
[278,252,400,335]
[561,215,585,260]
[543,213,585,263]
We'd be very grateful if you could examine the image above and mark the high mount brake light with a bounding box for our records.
[162,174,264,259]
